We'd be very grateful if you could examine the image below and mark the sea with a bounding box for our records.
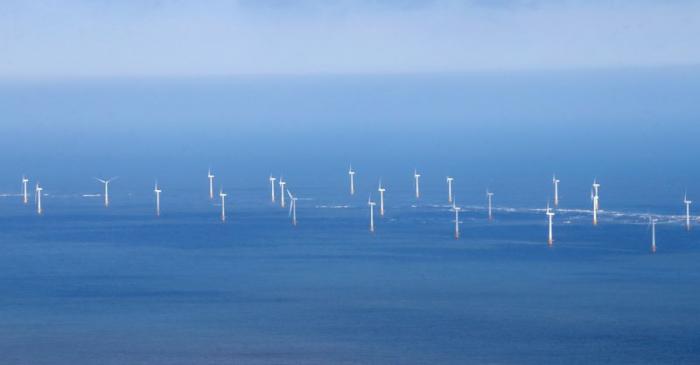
[0,68,699,364]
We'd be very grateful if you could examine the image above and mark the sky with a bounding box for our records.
[1,0,699,78]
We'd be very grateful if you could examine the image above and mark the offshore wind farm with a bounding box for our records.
[11,167,698,248]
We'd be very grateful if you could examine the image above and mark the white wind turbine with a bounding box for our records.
[22,176,30,204]
[269,176,277,203]
[592,179,600,226]
[446,177,454,203]
[378,180,386,217]
[452,198,461,239]
[552,174,560,207]
[684,193,692,231]
[35,183,43,215]
[546,202,555,246]
[95,177,118,208]
[287,190,297,226]
[154,181,162,217]
[219,188,227,222]
[348,165,356,195]
[414,169,421,199]
[650,216,657,254]
[279,178,286,208]
[368,194,376,233]
[208,169,215,200]
[486,190,494,221]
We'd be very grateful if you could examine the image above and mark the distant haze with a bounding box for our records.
[1,0,699,78]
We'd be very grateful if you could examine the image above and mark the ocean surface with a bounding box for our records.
[1,69,700,364]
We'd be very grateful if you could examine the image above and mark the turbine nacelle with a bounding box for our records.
[368,194,376,206]
[95,176,118,185]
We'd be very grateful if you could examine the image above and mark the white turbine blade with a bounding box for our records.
[287,190,294,200]
[288,200,294,216]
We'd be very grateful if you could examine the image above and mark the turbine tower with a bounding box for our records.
[546,202,555,246]
[269,176,277,203]
[368,195,376,233]
[35,183,43,215]
[219,188,227,222]
[208,169,215,200]
[279,178,286,208]
[95,177,117,208]
[414,169,421,199]
[287,190,297,226]
[378,180,386,217]
[552,174,560,207]
[684,193,692,231]
[592,179,600,226]
[446,177,454,203]
[154,181,162,217]
[487,190,494,221]
[452,198,461,239]
[650,216,657,254]
[591,189,599,226]
[22,176,29,204]
[348,165,356,195]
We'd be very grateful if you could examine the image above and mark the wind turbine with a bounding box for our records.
[368,194,376,233]
[95,177,117,208]
[269,176,277,203]
[446,177,454,203]
[35,183,43,215]
[684,193,692,231]
[452,198,461,239]
[546,202,555,246]
[154,181,162,217]
[414,169,421,199]
[348,165,356,195]
[650,216,657,254]
[287,190,297,226]
[552,174,560,207]
[378,180,386,217]
[592,179,600,226]
[486,190,494,221]
[279,178,286,208]
[22,176,29,204]
[219,188,227,222]
[208,169,215,200]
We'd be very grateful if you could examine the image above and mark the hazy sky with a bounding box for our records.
[1,0,698,77]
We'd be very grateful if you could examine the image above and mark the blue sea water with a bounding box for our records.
[1,69,700,364]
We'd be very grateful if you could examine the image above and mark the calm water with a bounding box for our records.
[1,70,699,364]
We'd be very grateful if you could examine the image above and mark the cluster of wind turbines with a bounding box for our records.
[16,168,694,253]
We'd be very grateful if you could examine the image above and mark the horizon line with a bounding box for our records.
[1,63,699,82]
